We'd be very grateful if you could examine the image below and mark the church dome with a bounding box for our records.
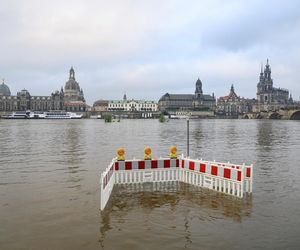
[0,80,11,96]
[65,67,80,91]
[65,79,80,91]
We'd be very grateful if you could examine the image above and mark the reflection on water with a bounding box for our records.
[99,183,252,249]
[256,120,274,150]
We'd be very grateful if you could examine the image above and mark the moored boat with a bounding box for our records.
[90,115,101,119]
[44,111,82,119]
[2,111,31,119]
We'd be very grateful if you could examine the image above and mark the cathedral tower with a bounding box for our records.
[195,78,203,98]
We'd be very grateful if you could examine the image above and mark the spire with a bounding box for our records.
[261,63,263,74]
[69,66,75,80]
[123,93,127,101]
[195,78,203,96]
[266,58,269,66]
[230,84,234,93]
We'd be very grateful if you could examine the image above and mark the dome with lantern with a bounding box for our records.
[65,67,80,91]
[0,79,11,96]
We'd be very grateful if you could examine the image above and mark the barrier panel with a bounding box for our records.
[99,158,116,210]
[100,155,253,210]
[180,158,248,198]
[114,158,179,184]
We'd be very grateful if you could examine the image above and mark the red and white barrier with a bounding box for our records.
[114,158,179,184]
[180,158,253,198]
[100,156,253,210]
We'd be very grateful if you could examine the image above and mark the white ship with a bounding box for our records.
[44,111,82,119]
[3,111,31,119]
[2,111,82,119]
[90,115,101,119]
[29,112,46,119]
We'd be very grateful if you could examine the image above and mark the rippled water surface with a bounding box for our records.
[0,119,300,249]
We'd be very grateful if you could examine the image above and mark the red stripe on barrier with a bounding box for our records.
[138,161,145,169]
[189,161,195,171]
[246,167,251,177]
[200,163,206,173]
[125,161,132,170]
[181,160,185,168]
[151,160,158,168]
[176,159,179,167]
[223,168,231,179]
[211,165,218,176]
[115,162,119,171]
[164,160,170,168]
[237,171,242,181]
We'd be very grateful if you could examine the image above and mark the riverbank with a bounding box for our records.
[1,108,300,120]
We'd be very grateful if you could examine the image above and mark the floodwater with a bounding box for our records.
[0,119,299,250]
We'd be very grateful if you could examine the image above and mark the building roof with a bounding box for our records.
[218,85,239,102]
[159,93,194,102]
[93,99,109,107]
[202,94,215,101]
[159,93,215,102]
[0,81,11,96]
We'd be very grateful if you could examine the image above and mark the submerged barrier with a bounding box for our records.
[100,148,253,210]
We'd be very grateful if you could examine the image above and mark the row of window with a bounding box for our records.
[109,103,157,108]
[108,108,155,111]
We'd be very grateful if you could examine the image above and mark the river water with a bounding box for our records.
[0,119,299,250]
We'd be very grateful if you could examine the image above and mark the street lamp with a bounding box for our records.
[187,117,189,157]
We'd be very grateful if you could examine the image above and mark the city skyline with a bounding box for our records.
[1,1,300,104]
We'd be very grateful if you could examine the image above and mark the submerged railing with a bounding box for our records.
[100,149,253,211]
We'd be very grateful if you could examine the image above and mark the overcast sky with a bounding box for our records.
[1,0,300,104]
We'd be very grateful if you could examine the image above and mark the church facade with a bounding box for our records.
[0,68,85,112]
[255,60,289,112]
[158,78,216,112]
[217,85,254,117]
[63,67,86,112]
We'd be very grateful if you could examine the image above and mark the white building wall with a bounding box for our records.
[108,100,158,111]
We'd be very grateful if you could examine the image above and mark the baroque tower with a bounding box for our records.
[256,59,289,111]
[63,67,86,112]
[195,78,203,98]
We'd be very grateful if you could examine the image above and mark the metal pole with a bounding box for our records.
[187,117,189,157]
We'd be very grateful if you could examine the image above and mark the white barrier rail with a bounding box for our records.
[100,156,253,210]
[99,158,116,210]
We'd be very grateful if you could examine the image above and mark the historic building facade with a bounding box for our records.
[158,78,216,112]
[107,94,157,112]
[217,85,254,117]
[0,82,64,112]
[93,100,109,112]
[255,60,289,112]
[0,68,85,112]
[64,67,86,111]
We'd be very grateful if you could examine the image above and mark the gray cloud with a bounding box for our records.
[1,0,300,104]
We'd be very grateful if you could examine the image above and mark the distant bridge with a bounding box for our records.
[275,109,300,120]
[244,107,300,120]
[245,108,300,120]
